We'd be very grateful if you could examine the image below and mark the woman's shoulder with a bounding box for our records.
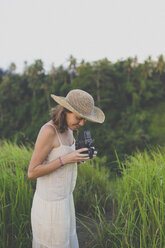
[34,122,57,149]
[38,122,57,139]
[41,121,56,132]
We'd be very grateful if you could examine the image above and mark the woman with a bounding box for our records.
[28,89,105,248]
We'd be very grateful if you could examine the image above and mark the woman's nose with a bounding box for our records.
[79,119,85,126]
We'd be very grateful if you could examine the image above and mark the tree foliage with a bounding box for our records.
[1,56,165,170]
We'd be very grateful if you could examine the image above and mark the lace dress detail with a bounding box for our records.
[31,124,79,248]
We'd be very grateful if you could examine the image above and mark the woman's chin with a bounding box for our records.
[73,125,79,130]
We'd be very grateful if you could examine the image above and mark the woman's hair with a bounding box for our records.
[50,105,72,133]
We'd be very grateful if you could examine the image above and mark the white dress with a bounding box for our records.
[31,124,79,248]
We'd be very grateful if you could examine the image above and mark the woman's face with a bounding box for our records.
[65,112,86,131]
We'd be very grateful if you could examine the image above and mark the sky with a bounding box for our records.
[1,0,165,73]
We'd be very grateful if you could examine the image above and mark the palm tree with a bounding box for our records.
[156,54,164,75]
[8,62,16,74]
[67,55,77,83]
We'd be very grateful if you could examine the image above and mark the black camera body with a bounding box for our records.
[75,130,95,159]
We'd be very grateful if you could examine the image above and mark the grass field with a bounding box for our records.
[0,141,164,247]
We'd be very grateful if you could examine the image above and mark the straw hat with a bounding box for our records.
[51,89,105,123]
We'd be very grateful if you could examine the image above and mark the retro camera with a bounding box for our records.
[75,130,95,159]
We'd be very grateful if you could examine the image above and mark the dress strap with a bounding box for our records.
[45,123,62,145]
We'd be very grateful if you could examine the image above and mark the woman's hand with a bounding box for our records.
[62,148,97,165]
[62,148,89,164]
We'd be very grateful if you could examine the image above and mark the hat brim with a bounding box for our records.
[51,94,105,123]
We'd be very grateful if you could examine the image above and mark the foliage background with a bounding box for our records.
[1,55,165,170]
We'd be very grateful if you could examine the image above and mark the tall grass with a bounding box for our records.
[74,156,116,216]
[0,141,113,247]
[116,148,165,247]
[0,141,34,248]
[1,141,164,247]
[86,147,165,248]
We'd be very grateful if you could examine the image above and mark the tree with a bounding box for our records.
[67,55,77,83]
[8,62,16,75]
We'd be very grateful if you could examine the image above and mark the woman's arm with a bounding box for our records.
[28,125,89,180]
